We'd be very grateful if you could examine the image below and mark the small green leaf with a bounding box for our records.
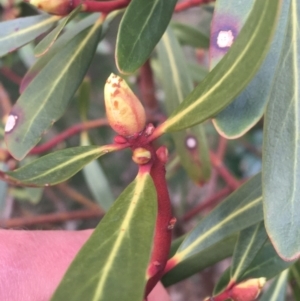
[212,0,290,138]
[162,234,237,287]
[156,27,211,183]
[260,270,289,301]
[116,0,177,74]
[50,172,157,301]
[289,261,300,300]
[230,222,268,282]
[171,22,209,48]
[5,18,103,160]
[20,13,100,93]
[34,5,82,57]
[172,174,263,263]
[213,268,230,296]
[6,145,118,186]
[160,0,281,133]
[0,15,59,57]
[241,241,294,281]
[263,0,300,260]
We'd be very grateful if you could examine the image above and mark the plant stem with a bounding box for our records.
[74,0,130,13]
[175,0,214,12]
[144,146,173,297]
[30,118,108,155]
[0,209,102,228]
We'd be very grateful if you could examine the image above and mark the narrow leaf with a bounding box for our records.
[263,0,300,260]
[171,22,209,48]
[160,0,281,133]
[5,18,103,160]
[156,27,211,183]
[162,234,237,287]
[241,241,294,281]
[212,0,290,138]
[20,13,100,93]
[0,163,8,216]
[231,222,268,281]
[6,145,118,186]
[0,14,59,57]
[116,0,177,74]
[289,261,300,300]
[34,5,82,57]
[172,174,263,263]
[260,270,289,301]
[50,172,157,301]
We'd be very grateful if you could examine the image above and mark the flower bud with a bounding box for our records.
[104,73,146,137]
[230,278,266,301]
[25,0,73,15]
[132,147,151,165]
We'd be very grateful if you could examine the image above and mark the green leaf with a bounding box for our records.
[20,13,100,93]
[6,145,118,186]
[171,22,209,48]
[34,5,82,57]
[171,174,263,264]
[263,0,300,260]
[50,172,157,301]
[5,18,103,160]
[213,268,230,296]
[0,163,8,216]
[0,14,59,57]
[116,0,177,74]
[230,222,268,282]
[160,0,281,133]
[162,234,237,287]
[156,27,211,183]
[241,241,294,281]
[212,0,290,138]
[289,261,300,300]
[260,270,289,301]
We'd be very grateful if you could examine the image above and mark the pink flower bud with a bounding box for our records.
[26,0,73,15]
[230,278,266,301]
[104,73,146,137]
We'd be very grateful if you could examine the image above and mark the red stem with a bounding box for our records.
[175,0,214,12]
[74,0,130,13]
[138,60,158,110]
[30,118,108,155]
[0,67,22,85]
[144,146,173,297]
[210,151,240,190]
[182,186,232,221]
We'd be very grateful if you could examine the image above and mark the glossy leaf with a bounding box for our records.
[156,27,211,183]
[212,0,290,138]
[170,174,263,264]
[289,261,300,300]
[116,0,177,74]
[50,172,157,301]
[160,0,281,133]
[263,0,300,260]
[6,145,118,186]
[241,241,293,281]
[231,222,268,282]
[162,234,237,287]
[171,22,209,48]
[20,13,100,93]
[5,18,103,160]
[34,5,82,57]
[260,270,289,301]
[0,15,59,57]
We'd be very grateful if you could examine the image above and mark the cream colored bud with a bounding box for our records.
[26,0,73,15]
[132,148,151,165]
[104,73,146,137]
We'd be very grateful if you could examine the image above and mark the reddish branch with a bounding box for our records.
[0,209,103,228]
[75,0,130,14]
[139,60,158,110]
[182,186,231,221]
[175,0,214,12]
[0,67,22,85]
[30,118,108,155]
